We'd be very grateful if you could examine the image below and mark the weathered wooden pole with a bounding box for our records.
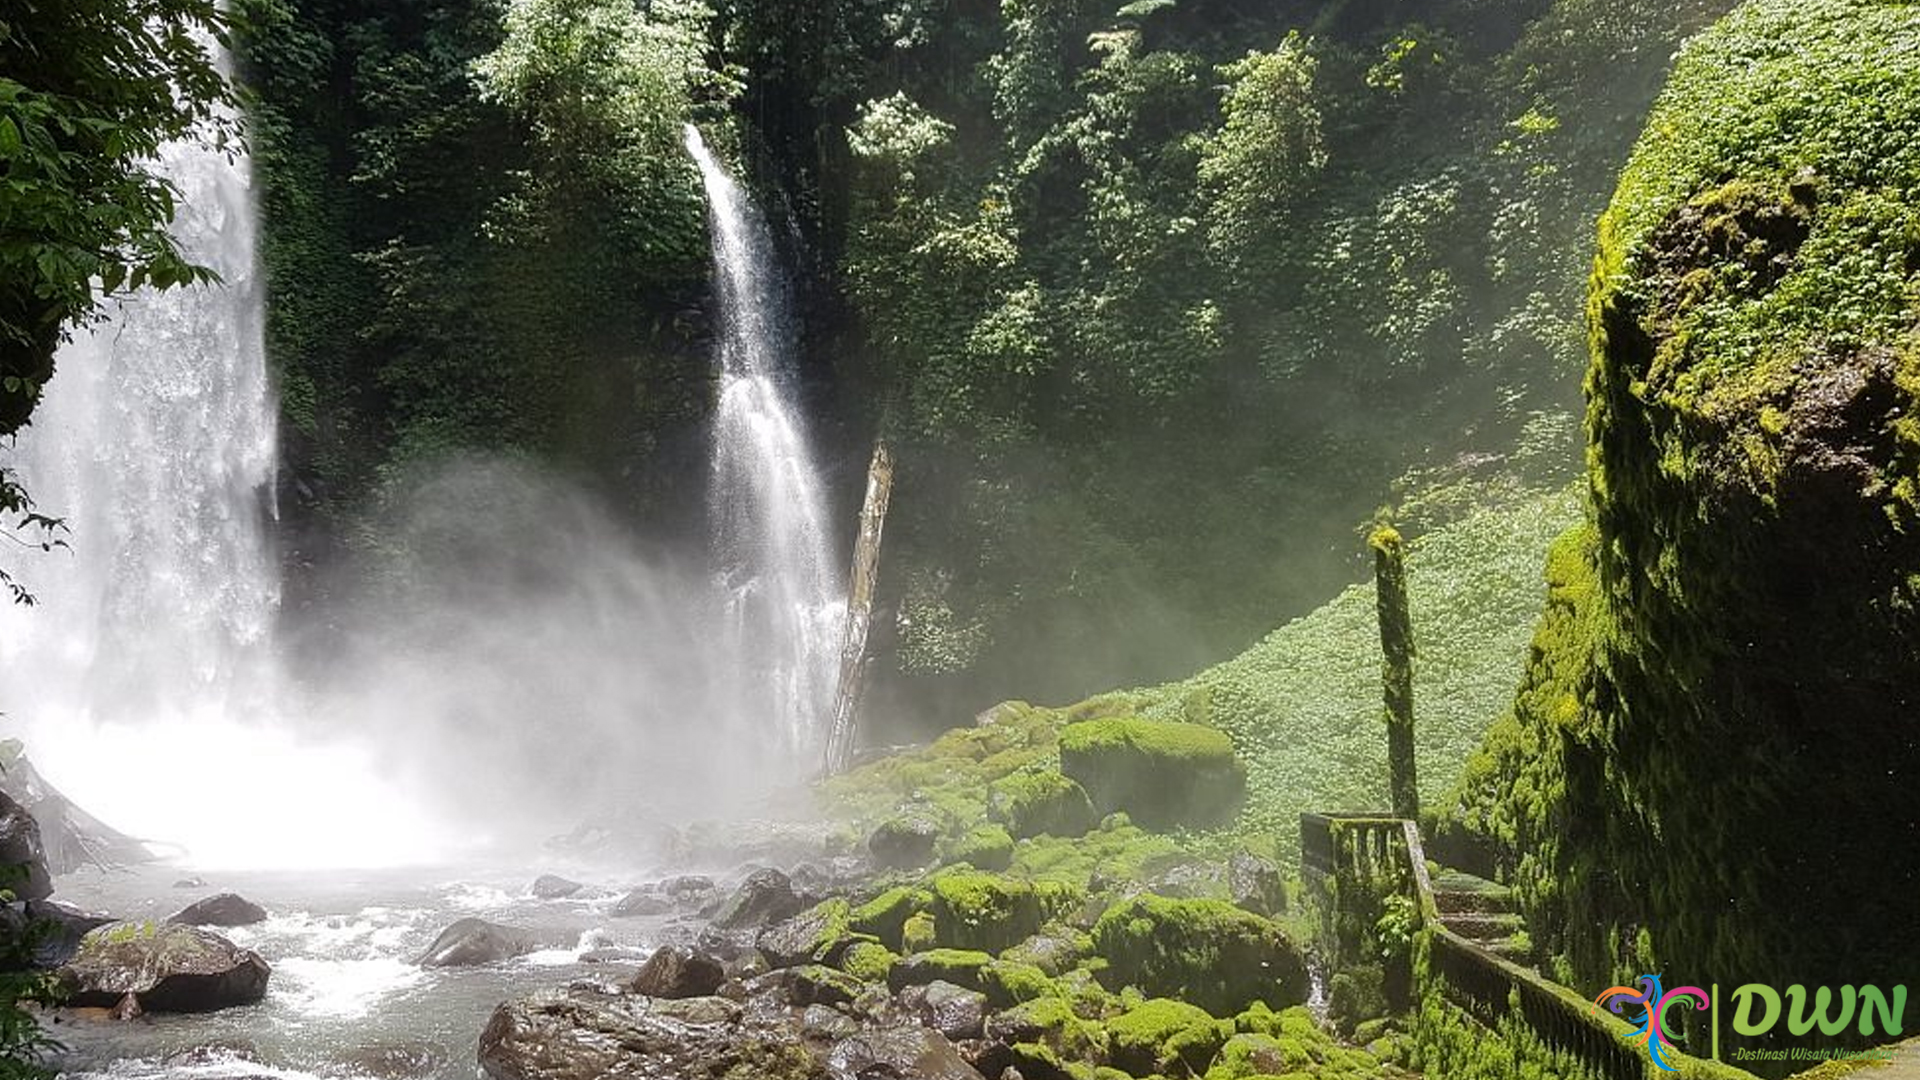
[1370,524,1419,820]
[825,440,894,774]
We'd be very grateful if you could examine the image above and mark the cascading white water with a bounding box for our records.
[0,98,441,869]
[684,126,844,764]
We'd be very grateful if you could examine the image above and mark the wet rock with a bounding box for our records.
[800,1003,860,1042]
[709,868,805,931]
[477,985,820,1080]
[867,813,940,871]
[630,945,726,999]
[337,1040,451,1079]
[1141,854,1225,899]
[660,874,715,903]
[0,898,114,969]
[417,918,550,968]
[826,1026,985,1080]
[610,889,671,917]
[0,792,51,902]
[788,862,836,901]
[750,964,864,1008]
[898,980,987,1041]
[1228,852,1286,916]
[168,893,267,928]
[757,899,859,968]
[1001,929,1086,978]
[59,922,269,1012]
[530,875,583,900]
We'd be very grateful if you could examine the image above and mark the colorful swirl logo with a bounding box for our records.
[1593,974,1713,1072]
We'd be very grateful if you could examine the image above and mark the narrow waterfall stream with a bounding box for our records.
[685,125,845,765]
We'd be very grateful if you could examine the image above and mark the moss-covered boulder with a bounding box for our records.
[942,824,1015,871]
[986,770,1097,839]
[867,812,942,870]
[756,899,867,969]
[836,940,897,984]
[984,995,1108,1061]
[848,886,927,953]
[59,921,270,1013]
[927,870,1079,953]
[1091,896,1308,1016]
[887,948,993,993]
[1104,998,1230,1076]
[1447,0,1920,1002]
[1058,717,1245,828]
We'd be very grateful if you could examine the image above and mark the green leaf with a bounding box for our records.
[0,116,18,157]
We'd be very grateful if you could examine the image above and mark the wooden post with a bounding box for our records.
[1370,524,1419,820]
[825,440,894,774]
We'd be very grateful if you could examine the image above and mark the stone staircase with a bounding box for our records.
[1428,868,1531,963]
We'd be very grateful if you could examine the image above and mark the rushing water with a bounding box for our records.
[44,863,684,1080]
[0,114,443,870]
[685,126,844,767]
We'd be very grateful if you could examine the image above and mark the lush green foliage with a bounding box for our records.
[1437,1,1920,1062]
[0,0,235,606]
[0,0,230,424]
[1134,484,1583,852]
[238,0,729,574]
[837,0,1731,708]
[240,0,1729,707]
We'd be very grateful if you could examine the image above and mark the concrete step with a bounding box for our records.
[1442,912,1527,941]
[1430,869,1516,914]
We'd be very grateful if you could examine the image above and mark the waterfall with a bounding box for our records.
[684,126,844,765]
[0,96,437,869]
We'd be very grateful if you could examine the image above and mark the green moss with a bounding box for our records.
[980,959,1057,1008]
[928,869,1080,953]
[850,886,927,951]
[1105,998,1232,1077]
[1438,0,1920,1028]
[1058,717,1246,828]
[1010,823,1186,888]
[886,947,993,993]
[838,940,898,983]
[901,910,938,955]
[943,825,1016,871]
[988,769,1098,839]
[1002,925,1093,976]
[997,994,1110,1060]
[1092,895,1309,1017]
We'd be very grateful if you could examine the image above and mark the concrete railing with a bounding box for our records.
[1300,812,1751,1080]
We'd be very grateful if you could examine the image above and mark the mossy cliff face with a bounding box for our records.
[1460,0,1920,1003]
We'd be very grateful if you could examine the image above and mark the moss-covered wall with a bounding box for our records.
[1449,0,1920,1044]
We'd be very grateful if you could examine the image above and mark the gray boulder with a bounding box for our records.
[168,893,267,928]
[0,791,50,902]
[1229,852,1287,916]
[709,868,805,931]
[898,980,987,1041]
[477,986,818,1080]
[417,918,550,967]
[629,945,726,999]
[530,875,583,900]
[825,1026,984,1080]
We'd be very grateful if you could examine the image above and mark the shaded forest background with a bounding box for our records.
[238,0,1733,729]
